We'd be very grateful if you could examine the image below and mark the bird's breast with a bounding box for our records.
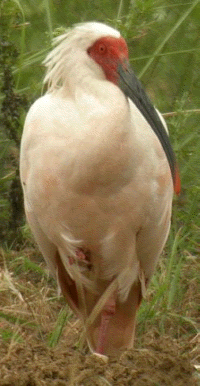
[71,129,136,195]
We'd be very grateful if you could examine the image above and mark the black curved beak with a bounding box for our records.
[118,63,180,195]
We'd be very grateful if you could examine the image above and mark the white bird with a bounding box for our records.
[20,21,180,356]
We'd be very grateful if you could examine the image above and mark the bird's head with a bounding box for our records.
[43,22,129,89]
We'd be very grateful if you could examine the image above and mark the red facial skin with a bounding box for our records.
[87,36,129,84]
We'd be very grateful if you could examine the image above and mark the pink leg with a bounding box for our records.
[96,294,116,354]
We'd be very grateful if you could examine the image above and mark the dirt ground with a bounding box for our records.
[0,248,199,385]
[0,330,199,386]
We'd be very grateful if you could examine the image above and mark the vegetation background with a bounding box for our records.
[0,0,199,382]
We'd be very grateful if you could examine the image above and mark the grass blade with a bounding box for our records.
[139,0,200,79]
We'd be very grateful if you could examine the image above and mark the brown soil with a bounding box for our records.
[0,332,199,386]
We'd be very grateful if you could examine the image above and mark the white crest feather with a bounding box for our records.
[43,22,120,93]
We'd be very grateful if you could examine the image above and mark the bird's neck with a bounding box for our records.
[59,58,104,97]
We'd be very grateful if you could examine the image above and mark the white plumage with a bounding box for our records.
[20,21,179,355]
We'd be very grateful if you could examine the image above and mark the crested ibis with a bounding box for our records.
[20,22,180,356]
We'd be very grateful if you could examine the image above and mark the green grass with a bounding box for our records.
[48,305,73,348]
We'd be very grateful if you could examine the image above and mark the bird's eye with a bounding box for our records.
[98,44,106,54]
